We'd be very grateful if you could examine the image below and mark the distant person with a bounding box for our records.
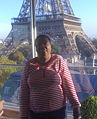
[20,35,81,119]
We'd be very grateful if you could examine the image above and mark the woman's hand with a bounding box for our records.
[73,106,81,119]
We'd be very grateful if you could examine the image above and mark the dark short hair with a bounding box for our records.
[35,35,51,46]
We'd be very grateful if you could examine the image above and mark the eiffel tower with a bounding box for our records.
[3,0,97,58]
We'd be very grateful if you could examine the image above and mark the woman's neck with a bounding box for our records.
[38,54,51,65]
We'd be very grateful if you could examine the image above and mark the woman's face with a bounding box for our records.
[36,41,51,59]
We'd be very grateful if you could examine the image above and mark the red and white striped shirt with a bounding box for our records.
[20,54,80,118]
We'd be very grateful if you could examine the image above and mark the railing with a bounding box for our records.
[11,14,81,24]
[0,64,97,118]
[36,14,81,22]
[11,17,31,24]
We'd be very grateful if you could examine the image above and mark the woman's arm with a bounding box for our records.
[59,56,81,118]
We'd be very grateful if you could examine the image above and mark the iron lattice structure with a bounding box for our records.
[3,0,97,58]
[17,0,74,17]
[36,0,74,16]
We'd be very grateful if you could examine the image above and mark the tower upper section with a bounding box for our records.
[36,0,74,16]
[17,0,74,18]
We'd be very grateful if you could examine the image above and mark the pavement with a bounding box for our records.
[66,113,73,119]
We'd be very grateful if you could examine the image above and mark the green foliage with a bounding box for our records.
[92,38,97,49]
[8,50,26,64]
[51,42,59,54]
[18,44,32,59]
[0,55,19,88]
[81,96,97,119]
[0,55,16,64]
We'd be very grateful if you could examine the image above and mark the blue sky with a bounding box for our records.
[71,0,97,38]
[0,0,97,40]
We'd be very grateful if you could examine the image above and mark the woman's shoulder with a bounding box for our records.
[25,57,38,66]
[52,54,64,60]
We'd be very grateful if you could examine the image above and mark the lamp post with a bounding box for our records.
[30,0,37,58]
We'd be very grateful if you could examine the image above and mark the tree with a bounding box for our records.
[51,41,59,54]
[81,96,97,119]
[8,51,26,64]
[92,38,97,49]
[18,44,32,59]
[0,55,18,88]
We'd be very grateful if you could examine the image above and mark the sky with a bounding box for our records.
[0,0,97,40]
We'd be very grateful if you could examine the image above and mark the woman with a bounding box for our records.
[20,35,81,119]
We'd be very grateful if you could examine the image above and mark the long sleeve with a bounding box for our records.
[20,62,30,119]
[59,57,81,107]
